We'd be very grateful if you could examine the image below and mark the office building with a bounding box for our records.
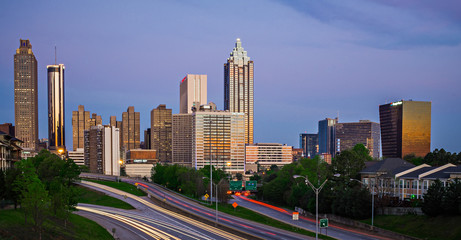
[68,148,85,166]
[180,74,207,114]
[110,116,122,130]
[299,133,318,158]
[172,114,193,167]
[122,106,140,151]
[192,104,245,173]
[224,38,254,144]
[14,39,38,152]
[72,105,102,150]
[335,120,381,158]
[379,100,431,158]
[0,123,15,137]
[151,104,172,163]
[125,149,157,178]
[144,128,151,149]
[47,64,66,150]
[84,125,120,176]
[318,118,338,156]
[245,143,293,170]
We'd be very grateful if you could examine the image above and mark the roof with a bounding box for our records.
[424,165,461,180]
[360,158,415,177]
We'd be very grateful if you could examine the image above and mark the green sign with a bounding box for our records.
[320,218,328,228]
[230,181,243,191]
[245,180,257,191]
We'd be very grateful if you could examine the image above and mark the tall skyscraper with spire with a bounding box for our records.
[14,39,38,152]
[47,63,66,150]
[224,38,254,144]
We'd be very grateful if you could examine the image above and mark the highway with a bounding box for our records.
[78,181,248,240]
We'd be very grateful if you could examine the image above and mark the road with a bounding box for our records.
[78,181,247,240]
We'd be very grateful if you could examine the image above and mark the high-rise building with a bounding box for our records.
[180,74,207,114]
[122,106,140,151]
[14,39,38,152]
[224,38,254,144]
[84,125,120,176]
[318,118,338,156]
[379,100,431,158]
[47,64,65,150]
[110,116,122,130]
[245,143,293,169]
[151,104,172,163]
[299,133,318,158]
[172,114,193,167]
[192,104,245,174]
[72,105,103,150]
[68,148,85,166]
[335,120,381,159]
[144,128,151,149]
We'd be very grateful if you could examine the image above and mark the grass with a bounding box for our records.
[361,214,461,240]
[0,208,113,240]
[78,186,135,210]
[85,179,147,196]
[204,202,335,240]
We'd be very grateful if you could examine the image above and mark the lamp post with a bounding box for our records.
[209,120,213,207]
[350,178,375,227]
[203,176,218,225]
[293,174,339,240]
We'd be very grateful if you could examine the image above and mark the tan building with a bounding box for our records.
[125,149,157,178]
[180,74,207,114]
[151,104,172,163]
[380,100,431,158]
[245,143,293,170]
[72,105,103,150]
[192,104,246,174]
[172,114,193,167]
[68,148,85,166]
[84,125,120,176]
[224,38,254,144]
[14,39,38,153]
[122,106,140,151]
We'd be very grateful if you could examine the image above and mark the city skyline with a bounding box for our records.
[1,1,460,152]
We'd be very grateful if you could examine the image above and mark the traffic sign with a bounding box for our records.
[292,212,299,220]
[204,194,209,199]
[245,180,257,191]
[320,218,328,228]
[232,202,238,208]
[230,181,243,191]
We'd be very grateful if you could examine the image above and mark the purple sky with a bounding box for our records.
[1,0,460,153]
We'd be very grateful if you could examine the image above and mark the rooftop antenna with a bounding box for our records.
[337,110,339,121]
[54,46,57,65]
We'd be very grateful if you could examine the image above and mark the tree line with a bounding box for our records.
[404,148,461,166]
[0,150,80,239]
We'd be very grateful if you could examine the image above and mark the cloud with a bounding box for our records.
[275,0,461,49]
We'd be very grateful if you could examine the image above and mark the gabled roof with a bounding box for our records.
[360,158,415,177]
[423,164,460,180]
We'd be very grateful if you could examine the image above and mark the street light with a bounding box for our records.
[350,178,375,227]
[203,176,218,225]
[293,174,340,240]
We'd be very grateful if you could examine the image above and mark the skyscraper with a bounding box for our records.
[84,125,120,176]
[318,118,338,156]
[151,104,172,163]
[172,114,193,167]
[14,39,38,152]
[379,100,431,158]
[180,74,207,114]
[122,106,140,151]
[224,38,254,144]
[47,64,65,150]
[335,120,381,158]
[299,133,318,158]
[72,105,103,150]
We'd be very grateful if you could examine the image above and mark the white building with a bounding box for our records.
[68,148,85,166]
[180,74,207,114]
[245,143,293,171]
[84,125,120,176]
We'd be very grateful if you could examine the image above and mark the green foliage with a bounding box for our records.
[443,179,461,215]
[422,180,446,217]
[78,186,134,209]
[86,180,146,196]
[331,186,371,219]
[420,148,461,166]
[330,145,367,180]
[249,174,261,182]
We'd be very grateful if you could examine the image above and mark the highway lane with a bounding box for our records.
[79,181,247,240]
[123,180,314,240]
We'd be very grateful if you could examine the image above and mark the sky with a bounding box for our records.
[1,0,461,153]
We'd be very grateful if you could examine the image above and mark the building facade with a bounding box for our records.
[335,120,381,158]
[72,105,102,150]
[180,74,207,114]
[14,39,38,152]
[151,104,172,163]
[84,125,120,176]
[192,105,245,174]
[0,123,15,137]
[318,118,338,156]
[68,148,85,166]
[0,132,22,170]
[379,100,431,158]
[125,149,157,178]
[245,143,293,170]
[224,38,254,144]
[299,133,318,158]
[122,106,140,151]
[47,64,66,150]
[144,128,151,149]
[172,114,193,167]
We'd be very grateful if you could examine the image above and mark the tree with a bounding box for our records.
[331,147,366,181]
[235,173,243,181]
[21,180,50,239]
[443,179,461,215]
[422,180,446,217]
